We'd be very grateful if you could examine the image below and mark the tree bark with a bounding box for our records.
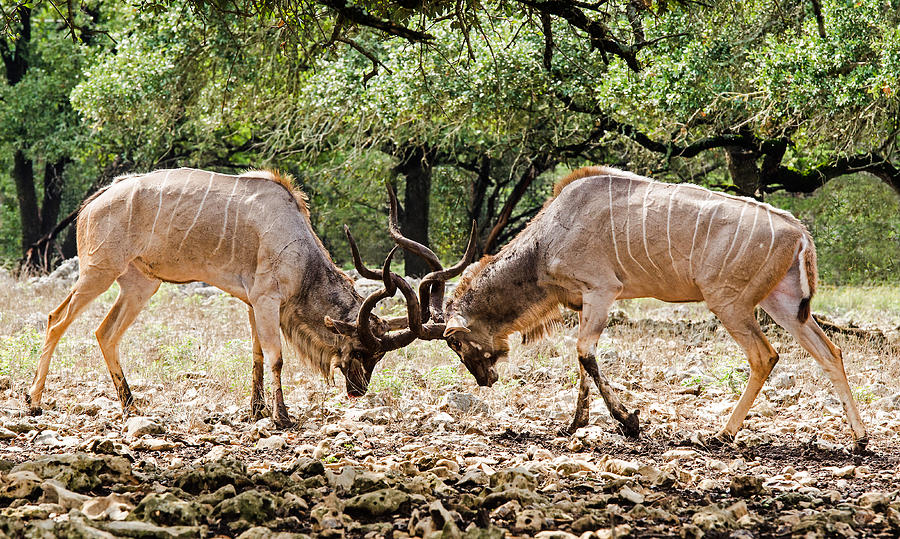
[394,146,433,277]
[724,146,762,198]
[12,150,41,254]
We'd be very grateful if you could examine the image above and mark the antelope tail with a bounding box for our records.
[797,234,818,323]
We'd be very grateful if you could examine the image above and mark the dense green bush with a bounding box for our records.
[769,175,899,285]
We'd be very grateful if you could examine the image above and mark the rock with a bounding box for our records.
[237,527,309,539]
[872,393,900,411]
[132,493,206,526]
[257,435,286,450]
[212,489,278,530]
[175,459,251,494]
[124,417,165,438]
[441,392,488,414]
[602,458,639,476]
[39,480,91,509]
[662,449,699,462]
[197,484,236,506]
[858,491,891,511]
[770,372,796,389]
[692,504,736,532]
[616,485,645,505]
[344,488,410,517]
[33,430,79,447]
[11,453,134,493]
[131,438,177,451]
[514,508,546,534]
[0,471,43,501]
[73,401,103,416]
[489,467,537,491]
[533,531,579,539]
[482,488,545,508]
[832,465,855,478]
[729,475,765,498]
[291,457,326,478]
[82,493,134,521]
[94,520,201,538]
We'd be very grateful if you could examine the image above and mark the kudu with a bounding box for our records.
[392,167,868,452]
[27,168,415,427]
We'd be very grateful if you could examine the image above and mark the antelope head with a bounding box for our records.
[379,183,497,384]
[325,241,419,396]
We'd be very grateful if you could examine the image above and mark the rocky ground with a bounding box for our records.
[1,265,899,538]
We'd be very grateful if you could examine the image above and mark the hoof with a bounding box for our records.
[273,415,295,429]
[707,431,734,449]
[618,410,640,439]
[28,406,43,417]
[250,402,270,421]
[852,436,869,455]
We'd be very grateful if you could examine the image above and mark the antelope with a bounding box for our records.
[27,168,417,427]
[391,167,868,452]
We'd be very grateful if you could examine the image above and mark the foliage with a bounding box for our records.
[770,175,900,284]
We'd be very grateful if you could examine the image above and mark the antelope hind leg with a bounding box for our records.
[711,307,778,444]
[760,288,868,452]
[95,266,161,415]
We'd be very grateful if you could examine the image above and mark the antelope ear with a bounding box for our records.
[325,316,356,336]
[443,315,471,337]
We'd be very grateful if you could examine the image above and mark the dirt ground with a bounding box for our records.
[1,268,899,538]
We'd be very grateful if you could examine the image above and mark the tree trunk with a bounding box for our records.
[395,146,433,277]
[12,149,41,255]
[40,159,68,235]
[724,146,762,198]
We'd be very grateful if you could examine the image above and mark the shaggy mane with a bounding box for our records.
[552,166,613,199]
[450,255,494,302]
[280,306,341,380]
[239,169,311,218]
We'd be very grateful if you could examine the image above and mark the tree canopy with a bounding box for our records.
[1,0,898,282]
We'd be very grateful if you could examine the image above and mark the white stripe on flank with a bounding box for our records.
[716,204,747,279]
[165,169,193,240]
[179,171,215,250]
[125,180,140,241]
[698,201,721,277]
[212,177,241,257]
[641,183,664,274]
[725,204,759,275]
[735,206,777,302]
[146,169,173,251]
[607,176,624,269]
[624,179,653,276]
[666,185,682,281]
[688,192,712,281]
[228,202,243,267]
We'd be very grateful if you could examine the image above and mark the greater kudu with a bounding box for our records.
[394,166,868,452]
[27,168,415,427]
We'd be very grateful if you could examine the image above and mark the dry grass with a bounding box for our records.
[1,274,898,450]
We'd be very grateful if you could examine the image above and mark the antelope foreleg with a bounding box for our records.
[28,273,115,413]
[251,298,294,429]
[95,266,160,415]
[562,365,591,435]
[575,285,640,438]
[579,353,640,438]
